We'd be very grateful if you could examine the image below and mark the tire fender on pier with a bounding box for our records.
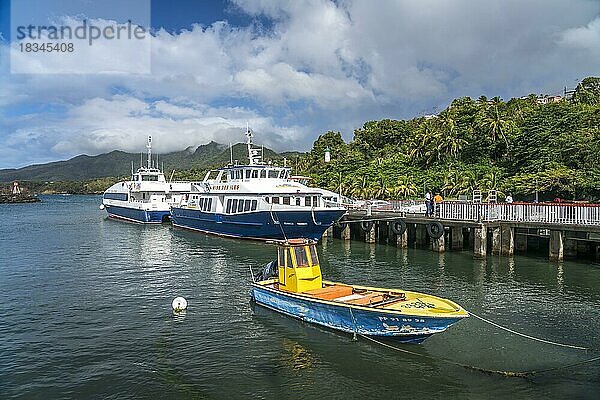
[426,221,444,239]
[360,220,374,232]
[390,219,407,235]
[335,220,347,229]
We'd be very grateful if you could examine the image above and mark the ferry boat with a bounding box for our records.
[251,239,468,343]
[170,129,346,240]
[101,136,191,223]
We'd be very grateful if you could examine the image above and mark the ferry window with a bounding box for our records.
[305,197,311,207]
[268,170,279,178]
[294,246,309,267]
[142,193,146,200]
[296,198,301,206]
[244,199,251,211]
[251,200,257,211]
[282,197,290,205]
[278,170,285,179]
[229,171,235,180]
[245,170,251,179]
[142,175,159,181]
[226,199,232,213]
[272,197,280,204]
[232,199,238,213]
[208,198,212,211]
[219,172,228,183]
[313,196,319,207]
[252,170,258,179]
[199,198,204,209]
[265,197,270,203]
[309,245,319,266]
[238,199,244,212]
[236,170,242,180]
[260,170,266,178]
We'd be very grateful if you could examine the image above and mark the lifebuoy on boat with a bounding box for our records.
[426,221,444,239]
[390,219,407,235]
[360,220,374,232]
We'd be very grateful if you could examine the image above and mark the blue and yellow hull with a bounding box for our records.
[251,281,468,343]
[171,208,345,241]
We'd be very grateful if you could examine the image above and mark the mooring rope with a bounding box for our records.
[468,311,595,351]
[359,334,600,378]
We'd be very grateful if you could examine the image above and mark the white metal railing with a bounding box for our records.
[437,201,600,226]
[354,200,600,226]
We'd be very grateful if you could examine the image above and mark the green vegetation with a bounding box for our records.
[294,78,600,201]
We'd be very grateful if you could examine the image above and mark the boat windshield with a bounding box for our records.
[141,175,159,181]
[308,245,319,266]
[293,246,309,268]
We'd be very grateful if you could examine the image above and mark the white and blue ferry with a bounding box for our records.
[170,129,346,240]
[101,136,191,224]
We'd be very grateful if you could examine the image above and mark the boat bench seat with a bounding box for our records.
[304,285,353,300]
[346,292,385,306]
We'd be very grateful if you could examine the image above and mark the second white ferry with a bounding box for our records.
[101,136,191,223]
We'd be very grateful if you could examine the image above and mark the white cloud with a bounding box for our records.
[2,0,600,168]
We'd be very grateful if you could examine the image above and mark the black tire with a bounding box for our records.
[360,220,374,232]
[426,221,444,239]
[335,220,347,229]
[390,219,407,235]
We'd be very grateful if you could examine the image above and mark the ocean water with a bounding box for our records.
[1,195,599,399]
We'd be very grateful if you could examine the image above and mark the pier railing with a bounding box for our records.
[364,200,600,226]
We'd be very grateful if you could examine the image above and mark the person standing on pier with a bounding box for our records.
[433,192,443,217]
[425,190,433,217]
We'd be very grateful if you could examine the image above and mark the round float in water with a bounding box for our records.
[99,204,105,210]
[172,297,188,312]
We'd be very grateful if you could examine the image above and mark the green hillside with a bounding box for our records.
[296,77,600,202]
[0,141,286,182]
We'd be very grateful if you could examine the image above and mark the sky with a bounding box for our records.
[1,0,600,168]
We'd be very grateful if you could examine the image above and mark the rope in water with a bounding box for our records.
[468,311,595,351]
[359,334,600,378]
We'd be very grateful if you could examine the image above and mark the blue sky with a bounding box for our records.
[1,0,600,169]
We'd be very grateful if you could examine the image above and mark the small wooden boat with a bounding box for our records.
[251,239,468,343]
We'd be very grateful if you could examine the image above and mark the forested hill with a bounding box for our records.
[296,77,600,201]
[0,142,283,182]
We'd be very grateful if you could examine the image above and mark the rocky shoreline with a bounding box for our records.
[0,194,41,204]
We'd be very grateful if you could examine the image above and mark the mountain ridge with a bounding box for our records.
[0,141,297,182]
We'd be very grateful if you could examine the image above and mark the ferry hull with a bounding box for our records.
[170,208,345,240]
[105,205,169,224]
[251,284,464,343]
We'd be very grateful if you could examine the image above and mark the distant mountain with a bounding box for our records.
[0,142,300,182]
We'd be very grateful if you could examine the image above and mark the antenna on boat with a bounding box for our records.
[147,135,152,169]
[230,142,233,164]
[131,161,134,176]
[246,124,262,165]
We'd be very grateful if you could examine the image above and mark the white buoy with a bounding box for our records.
[99,204,105,210]
[172,297,188,312]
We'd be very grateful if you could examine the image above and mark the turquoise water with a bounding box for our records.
[1,195,599,399]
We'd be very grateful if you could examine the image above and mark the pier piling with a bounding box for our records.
[474,225,487,259]
[549,230,564,261]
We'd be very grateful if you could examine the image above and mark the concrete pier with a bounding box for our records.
[549,230,564,261]
[330,206,600,262]
[365,223,376,243]
[501,226,514,256]
[492,227,501,255]
[432,235,445,253]
[474,225,487,259]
